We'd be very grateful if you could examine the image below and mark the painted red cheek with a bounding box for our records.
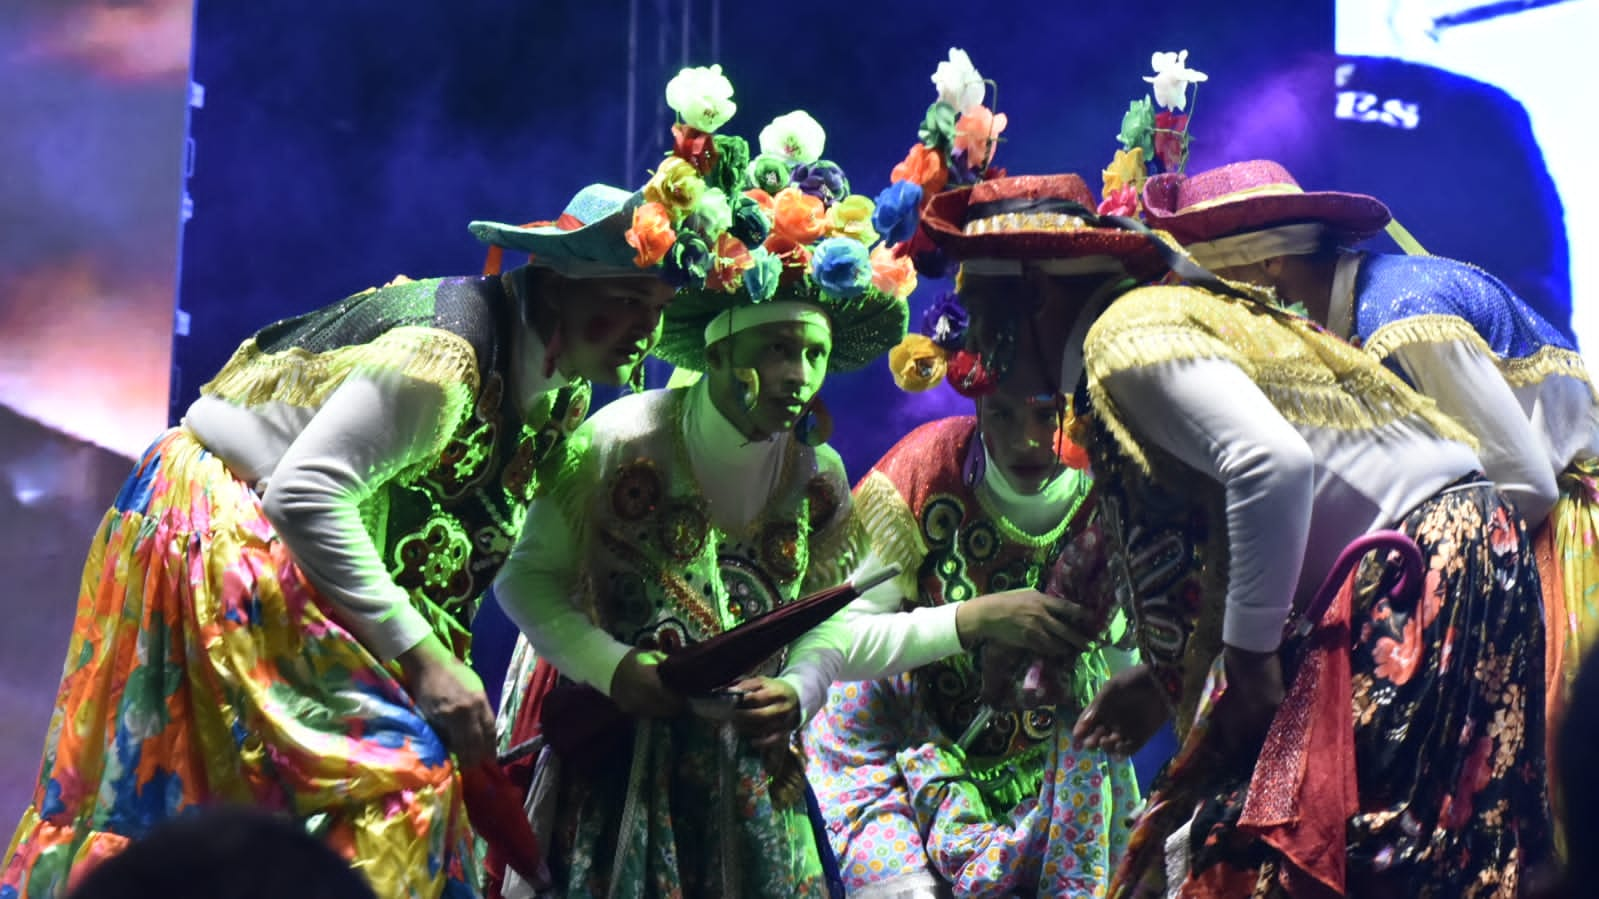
[581,315,615,343]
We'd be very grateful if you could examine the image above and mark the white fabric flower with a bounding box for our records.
[931,47,986,113]
[758,110,826,165]
[665,64,737,133]
[1144,50,1208,111]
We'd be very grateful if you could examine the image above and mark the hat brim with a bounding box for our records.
[654,284,909,374]
[468,189,650,277]
[1142,177,1392,245]
[920,187,1171,281]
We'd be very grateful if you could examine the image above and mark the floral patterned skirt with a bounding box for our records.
[804,671,1139,898]
[0,429,477,899]
[1131,481,1552,899]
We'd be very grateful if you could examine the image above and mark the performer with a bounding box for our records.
[1143,158,1599,746]
[0,175,708,899]
[921,170,1552,896]
[801,291,1142,896]
[492,107,911,895]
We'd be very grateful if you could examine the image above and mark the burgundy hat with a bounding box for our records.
[1141,159,1391,245]
[921,174,1170,280]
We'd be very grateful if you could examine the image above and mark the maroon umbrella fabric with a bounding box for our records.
[536,566,901,765]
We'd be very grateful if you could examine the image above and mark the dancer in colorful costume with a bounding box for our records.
[0,169,708,897]
[1143,159,1599,751]
[921,153,1553,895]
[789,47,1141,898]
[492,71,910,896]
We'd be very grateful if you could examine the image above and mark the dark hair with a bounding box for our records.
[68,807,376,899]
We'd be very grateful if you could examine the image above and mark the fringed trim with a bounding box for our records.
[967,739,1050,813]
[852,471,926,598]
[804,497,869,594]
[1362,313,1485,363]
[1501,344,1598,399]
[202,326,481,465]
[1086,315,1477,476]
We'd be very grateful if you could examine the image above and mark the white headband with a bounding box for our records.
[958,256,1129,277]
[1183,222,1326,270]
[703,300,832,346]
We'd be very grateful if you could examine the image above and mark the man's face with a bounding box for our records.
[708,319,832,441]
[977,385,1064,495]
[554,276,677,386]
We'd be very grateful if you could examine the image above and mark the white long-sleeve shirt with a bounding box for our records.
[185,322,567,662]
[494,380,827,697]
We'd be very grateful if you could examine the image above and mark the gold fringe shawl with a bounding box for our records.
[851,470,927,601]
[201,325,481,471]
[1365,313,1598,401]
[1084,285,1478,476]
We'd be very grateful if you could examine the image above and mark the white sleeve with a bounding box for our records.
[494,491,634,696]
[1390,340,1558,526]
[778,548,965,723]
[259,373,446,662]
[1100,358,1315,653]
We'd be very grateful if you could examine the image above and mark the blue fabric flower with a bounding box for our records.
[872,180,923,246]
[743,247,782,301]
[729,193,771,247]
[921,292,969,350]
[660,232,713,288]
[810,237,871,299]
[790,160,850,206]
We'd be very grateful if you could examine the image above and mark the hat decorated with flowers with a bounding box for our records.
[651,89,914,373]
[469,65,746,287]
[1140,160,1393,268]
[917,48,1222,279]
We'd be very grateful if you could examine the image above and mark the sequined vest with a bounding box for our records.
[207,275,590,656]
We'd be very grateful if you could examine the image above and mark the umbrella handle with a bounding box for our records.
[849,564,901,597]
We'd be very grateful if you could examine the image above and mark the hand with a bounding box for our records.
[729,677,800,749]
[609,649,686,719]
[1209,645,1284,756]
[396,636,497,766]
[956,588,1090,655]
[1073,664,1170,757]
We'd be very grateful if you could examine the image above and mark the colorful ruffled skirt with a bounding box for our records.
[0,429,477,899]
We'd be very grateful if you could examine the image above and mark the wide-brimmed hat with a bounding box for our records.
[469,183,649,279]
[654,278,910,374]
[1141,160,1391,246]
[920,174,1170,281]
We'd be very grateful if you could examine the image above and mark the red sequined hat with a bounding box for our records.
[1142,159,1392,245]
[920,174,1171,280]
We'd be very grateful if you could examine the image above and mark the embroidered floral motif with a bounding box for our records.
[805,475,840,529]
[720,556,781,624]
[758,521,804,585]
[612,461,665,521]
[659,500,710,561]
[393,514,475,608]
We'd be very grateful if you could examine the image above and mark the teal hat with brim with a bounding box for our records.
[653,281,909,375]
[469,183,652,279]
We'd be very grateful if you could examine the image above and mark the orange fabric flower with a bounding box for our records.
[953,105,1007,169]
[744,188,775,215]
[888,334,947,392]
[770,187,828,245]
[705,233,753,293]
[869,244,917,299]
[624,202,677,268]
[891,145,949,202]
[762,234,814,286]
